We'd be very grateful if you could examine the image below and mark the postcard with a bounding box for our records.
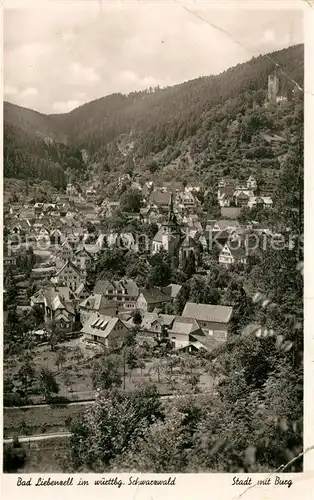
[1,1,313,499]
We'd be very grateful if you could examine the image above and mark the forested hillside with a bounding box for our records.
[4,44,303,190]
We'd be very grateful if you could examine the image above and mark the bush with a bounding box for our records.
[3,438,27,472]
[3,393,29,407]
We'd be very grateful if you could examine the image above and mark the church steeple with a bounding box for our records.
[165,192,181,236]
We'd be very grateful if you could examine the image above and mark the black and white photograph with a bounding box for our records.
[3,0,305,478]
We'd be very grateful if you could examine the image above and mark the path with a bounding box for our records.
[3,432,71,444]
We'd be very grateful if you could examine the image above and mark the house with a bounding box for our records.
[57,202,70,216]
[142,181,154,198]
[51,260,85,290]
[81,313,129,348]
[141,312,175,339]
[20,209,36,220]
[4,256,17,268]
[50,229,65,245]
[151,196,182,255]
[182,302,233,340]
[59,239,75,261]
[234,191,250,207]
[95,233,108,249]
[185,185,201,193]
[179,234,200,263]
[30,286,76,330]
[217,186,235,207]
[74,282,92,302]
[248,196,273,209]
[218,242,247,268]
[152,226,181,255]
[85,213,101,226]
[167,317,204,351]
[149,191,172,211]
[102,201,120,218]
[73,246,95,271]
[57,194,70,203]
[66,183,79,196]
[118,174,132,188]
[212,220,241,233]
[140,206,160,224]
[79,294,118,325]
[34,202,44,214]
[93,279,140,309]
[85,186,97,197]
[175,191,198,213]
[247,175,257,190]
[162,283,182,301]
[135,288,172,313]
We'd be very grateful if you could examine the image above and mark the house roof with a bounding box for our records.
[138,288,171,304]
[84,244,100,254]
[190,334,223,351]
[152,228,165,243]
[54,260,83,277]
[81,313,123,339]
[162,283,182,299]
[149,191,172,206]
[75,282,91,295]
[181,235,197,248]
[31,286,75,314]
[169,317,201,336]
[158,314,176,326]
[93,279,139,297]
[182,302,233,324]
[215,220,240,230]
[141,312,159,329]
[79,293,117,313]
[75,246,94,259]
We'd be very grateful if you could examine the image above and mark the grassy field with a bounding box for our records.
[4,337,213,439]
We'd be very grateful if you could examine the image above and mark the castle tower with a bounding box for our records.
[268,74,279,103]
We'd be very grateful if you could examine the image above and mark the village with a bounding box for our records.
[3,171,287,364]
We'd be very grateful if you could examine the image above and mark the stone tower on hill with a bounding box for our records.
[267,73,279,103]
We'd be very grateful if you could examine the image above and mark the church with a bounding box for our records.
[151,194,182,255]
[151,195,201,266]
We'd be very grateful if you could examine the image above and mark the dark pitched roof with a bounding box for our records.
[55,260,83,277]
[190,334,223,352]
[181,235,197,248]
[168,316,201,335]
[182,302,233,324]
[139,288,171,304]
[162,284,182,299]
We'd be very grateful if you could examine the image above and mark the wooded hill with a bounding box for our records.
[4,44,303,191]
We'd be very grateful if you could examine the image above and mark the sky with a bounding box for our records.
[3,1,304,114]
